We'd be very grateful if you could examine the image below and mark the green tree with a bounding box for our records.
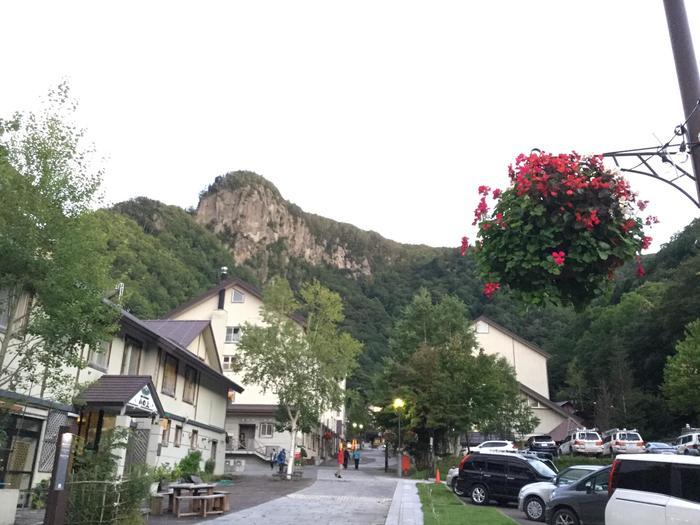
[663,320,700,422]
[381,290,537,465]
[237,277,361,478]
[0,84,116,393]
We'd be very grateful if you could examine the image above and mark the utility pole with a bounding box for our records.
[664,0,700,202]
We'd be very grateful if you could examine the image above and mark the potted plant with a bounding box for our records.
[468,151,653,307]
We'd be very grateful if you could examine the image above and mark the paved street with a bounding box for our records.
[195,448,406,525]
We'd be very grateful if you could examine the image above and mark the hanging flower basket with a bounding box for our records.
[468,151,654,307]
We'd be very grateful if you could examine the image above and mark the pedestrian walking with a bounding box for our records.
[335,447,344,478]
[270,448,277,470]
[276,448,287,473]
[353,448,360,469]
[343,447,350,469]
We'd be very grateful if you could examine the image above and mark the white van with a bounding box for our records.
[601,428,645,456]
[674,430,700,455]
[606,454,700,525]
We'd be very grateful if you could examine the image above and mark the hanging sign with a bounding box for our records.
[127,385,157,413]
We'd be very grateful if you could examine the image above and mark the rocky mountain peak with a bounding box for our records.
[195,171,373,280]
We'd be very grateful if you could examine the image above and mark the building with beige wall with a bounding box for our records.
[473,316,581,442]
[166,278,345,471]
[0,303,243,505]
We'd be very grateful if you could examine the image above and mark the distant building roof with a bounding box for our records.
[519,382,582,424]
[227,404,279,415]
[142,319,211,348]
[165,278,305,325]
[474,315,551,358]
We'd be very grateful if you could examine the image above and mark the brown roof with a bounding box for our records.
[142,320,210,348]
[75,375,164,416]
[227,404,279,415]
[475,316,551,358]
[165,278,305,325]
[519,382,582,424]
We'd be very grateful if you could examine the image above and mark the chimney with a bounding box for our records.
[218,266,228,309]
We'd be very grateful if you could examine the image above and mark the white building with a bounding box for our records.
[473,315,581,442]
[165,278,345,471]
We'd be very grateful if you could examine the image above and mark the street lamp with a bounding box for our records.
[393,398,405,478]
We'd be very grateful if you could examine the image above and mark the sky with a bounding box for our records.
[2,0,700,252]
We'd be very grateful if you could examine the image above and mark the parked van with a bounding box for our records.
[606,454,700,525]
[674,429,700,455]
[601,428,645,456]
[558,428,604,456]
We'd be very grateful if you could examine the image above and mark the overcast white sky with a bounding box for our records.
[2,1,699,251]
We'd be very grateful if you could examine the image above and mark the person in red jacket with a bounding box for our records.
[335,447,344,478]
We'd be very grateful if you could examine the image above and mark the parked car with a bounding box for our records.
[471,440,517,452]
[606,454,700,524]
[601,428,645,456]
[644,442,677,455]
[518,452,558,473]
[544,465,611,525]
[558,428,604,456]
[445,466,461,495]
[526,435,558,457]
[673,429,700,455]
[455,452,556,506]
[518,465,605,522]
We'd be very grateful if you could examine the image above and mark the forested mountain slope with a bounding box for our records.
[106,171,699,436]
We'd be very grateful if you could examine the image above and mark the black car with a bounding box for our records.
[527,435,558,456]
[456,452,557,506]
[544,465,611,525]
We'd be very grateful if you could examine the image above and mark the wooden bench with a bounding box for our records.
[174,494,227,518]
[150,490,174,515]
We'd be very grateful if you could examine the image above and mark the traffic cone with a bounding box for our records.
[435,468,441,484]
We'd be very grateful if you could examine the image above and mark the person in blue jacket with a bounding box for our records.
[276,448,287,473]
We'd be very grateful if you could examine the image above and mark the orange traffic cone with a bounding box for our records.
[435,468,441,484]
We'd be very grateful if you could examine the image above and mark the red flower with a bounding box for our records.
[483,282,500,299]
[478,185,491,196]
[551,251,566,266]
[637,200,649,211]
[636,256,645,278]
[645,215,660,226]
[472,196,489,225]
[492,188,502,199]
[641,236,652,250]
[460,236,469,256]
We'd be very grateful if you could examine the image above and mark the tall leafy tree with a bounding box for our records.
[663,320,700,423]
[380,289,537,464]
[237,277,361,478]
[0,84,116,394]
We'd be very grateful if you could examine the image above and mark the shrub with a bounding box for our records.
[176,450,202,477]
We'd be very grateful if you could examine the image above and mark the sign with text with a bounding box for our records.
[127,386,158,414]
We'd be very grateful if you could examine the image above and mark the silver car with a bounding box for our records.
[517,465,604,522]
[445,466,460,494]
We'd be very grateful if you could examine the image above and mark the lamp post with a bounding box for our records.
[393,398,405,478]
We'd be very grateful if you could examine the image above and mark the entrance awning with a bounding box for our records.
[75,375,164,417]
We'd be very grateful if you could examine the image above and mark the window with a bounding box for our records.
[0,289,31,333]
[190,429,199,449]
[465,459,486,471]
[162,419,171,447]
[161,354,178,397]
[585,470,609,492]
[260,423,274,438]
[231,289,245,303]
[121,338,142,375]
[88,341,111,371]
[487,460,506,474]
[174,426,182,447]
[678,465,700,503]
[183,366,198,404]
[509,464,535,480]
[225,326,242,343]
[475,320,489,333]
[616,460,672,496]
[222,355,241,372]
[527,397,542,408]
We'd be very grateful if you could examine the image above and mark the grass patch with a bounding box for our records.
[417,483,515,525]
[553,455,612,471]
[412,455,462,480]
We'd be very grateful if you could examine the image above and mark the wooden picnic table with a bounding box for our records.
[169,483,219,517]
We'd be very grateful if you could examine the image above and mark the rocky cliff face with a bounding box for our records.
[195,172,373,280]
